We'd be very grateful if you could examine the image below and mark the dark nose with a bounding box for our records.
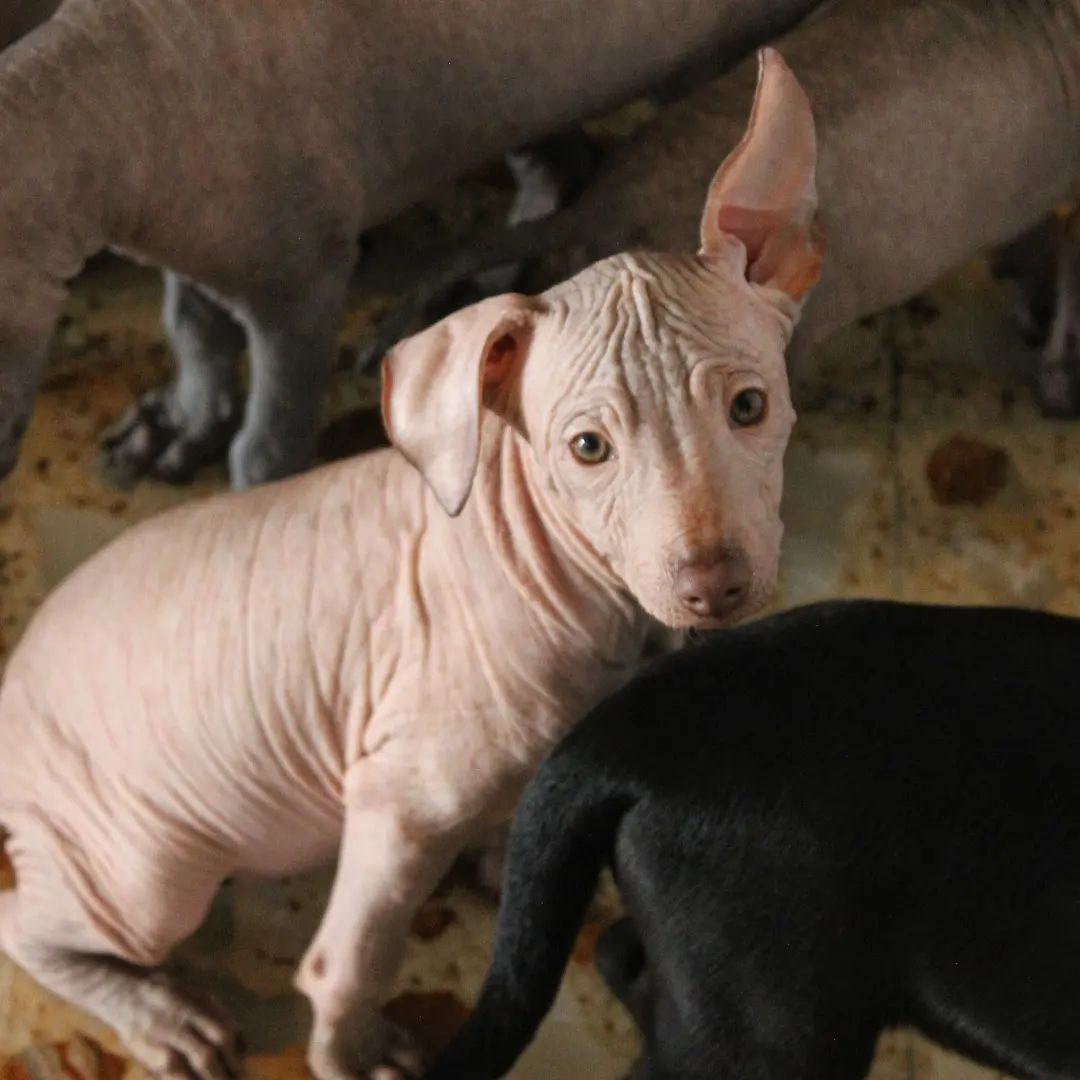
[675,545,751,619]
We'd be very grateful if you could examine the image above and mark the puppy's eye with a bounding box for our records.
[730,388,767,427]
[569,431,612,465]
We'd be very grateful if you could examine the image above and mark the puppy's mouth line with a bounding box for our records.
[655,591,770,633]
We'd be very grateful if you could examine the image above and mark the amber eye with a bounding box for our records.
[730,388,767,427]
[569,431,612,465]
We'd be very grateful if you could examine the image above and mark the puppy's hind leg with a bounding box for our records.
[1,889,242,1080]
[14,942,240,1080]
[1,833,242,1080]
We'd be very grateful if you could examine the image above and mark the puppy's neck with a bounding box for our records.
[468,419,648,653]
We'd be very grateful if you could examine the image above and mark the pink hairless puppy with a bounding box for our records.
[0,50,822,1080]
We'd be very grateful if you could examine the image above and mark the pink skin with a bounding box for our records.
[0,51,821,1080]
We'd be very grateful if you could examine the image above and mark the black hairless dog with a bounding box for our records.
[427,599,1080,1080]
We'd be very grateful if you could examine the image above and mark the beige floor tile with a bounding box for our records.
[884,262,1080,609]
[894,420,1080,609]
[768,305,902,609]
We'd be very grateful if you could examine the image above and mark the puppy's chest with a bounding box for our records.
[360,608,649,765]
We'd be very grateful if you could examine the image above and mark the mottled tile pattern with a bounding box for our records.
[1,206,1076,1079]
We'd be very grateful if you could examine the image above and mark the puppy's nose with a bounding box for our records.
[675,547,751,619]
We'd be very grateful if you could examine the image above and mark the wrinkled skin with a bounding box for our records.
[0,0,823,488]
[0,53,820,1080]
[513,253,794,627]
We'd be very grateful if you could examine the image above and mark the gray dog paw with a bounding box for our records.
[100,386,239,488]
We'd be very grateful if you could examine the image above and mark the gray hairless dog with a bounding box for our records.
[358,0,1080,391]
[0,0,823,488]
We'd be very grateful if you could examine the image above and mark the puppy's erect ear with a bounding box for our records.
[381,293,539,517]
[700,48,825,307]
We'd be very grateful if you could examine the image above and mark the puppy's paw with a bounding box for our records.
[122,975,244,1080]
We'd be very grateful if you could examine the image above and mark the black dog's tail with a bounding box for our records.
[425,731,641,1079]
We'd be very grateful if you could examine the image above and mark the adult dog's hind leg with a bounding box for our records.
[101,273,245,486]
[229,269,351,488]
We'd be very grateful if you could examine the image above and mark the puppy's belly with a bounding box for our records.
[128,772,347,882]
[0,749,345,891]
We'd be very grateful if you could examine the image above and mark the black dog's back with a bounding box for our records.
[426,600,1080,1080]
[611,601,1080,1078]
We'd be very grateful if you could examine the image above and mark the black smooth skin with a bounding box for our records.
[424,599,1080,1080]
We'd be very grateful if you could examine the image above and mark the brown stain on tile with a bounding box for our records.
[925,435,1009,506]
[383,991,470,1061]
[0,1036,128,1080]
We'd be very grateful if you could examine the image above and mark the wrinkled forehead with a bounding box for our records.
[524,251,787,421]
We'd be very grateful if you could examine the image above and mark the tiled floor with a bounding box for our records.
[1,212,1078,1080]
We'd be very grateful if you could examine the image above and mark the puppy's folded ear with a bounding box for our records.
[700,48,825,315]
[381,294,539,516]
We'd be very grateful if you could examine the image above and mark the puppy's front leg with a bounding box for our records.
[296,754,466,1080]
